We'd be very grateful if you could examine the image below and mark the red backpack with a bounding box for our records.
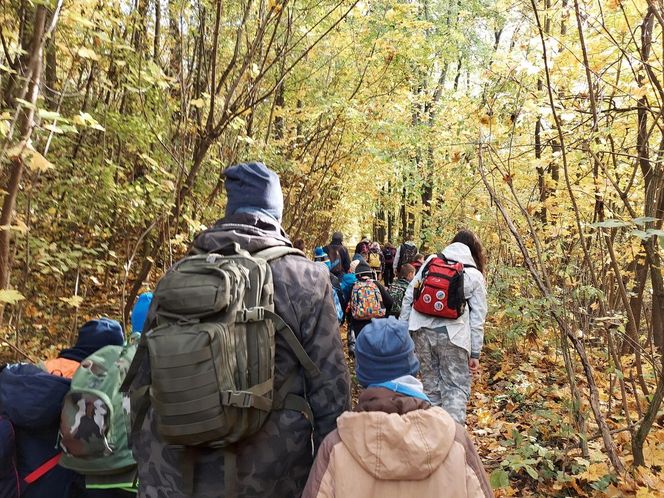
[413,255,474,319]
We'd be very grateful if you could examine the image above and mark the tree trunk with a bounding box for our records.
[0,5,48,292]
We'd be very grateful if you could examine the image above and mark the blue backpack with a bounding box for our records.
[0,363,81,498]
[0,413,21,498]
[332,286,344,323]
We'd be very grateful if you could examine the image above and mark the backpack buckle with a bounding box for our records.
[221,390,254,408]
[237,307,265,323]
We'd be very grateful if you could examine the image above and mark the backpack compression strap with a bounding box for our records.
[23,453,62,484]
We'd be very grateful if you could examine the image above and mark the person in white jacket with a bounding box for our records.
[400,230,488,424]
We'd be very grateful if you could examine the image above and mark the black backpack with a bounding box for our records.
[397,243,418,269]
[326,245,344,276]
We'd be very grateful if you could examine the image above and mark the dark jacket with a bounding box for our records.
[129,213,351,498]
[323,243,351,275]
[0,363,82,498]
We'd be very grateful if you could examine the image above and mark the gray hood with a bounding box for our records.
[442,242,477,268]
[193,212,292,254]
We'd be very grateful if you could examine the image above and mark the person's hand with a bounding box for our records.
[468,358,480,374]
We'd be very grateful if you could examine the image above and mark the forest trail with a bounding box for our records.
[1,0,664,496]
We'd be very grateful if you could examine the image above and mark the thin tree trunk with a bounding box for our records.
[0,6,48,292]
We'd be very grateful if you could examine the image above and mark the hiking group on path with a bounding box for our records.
[1,162,492,498]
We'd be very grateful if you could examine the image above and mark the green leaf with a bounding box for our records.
[630,229,651,240]
[0,289,26,304]
[14,98,36,110]
[38,109,61,120]
[647,229,664,237]
[591,219,631,229]
[632,216,659,226]
[524,465,539,480]
[489,469,509,489]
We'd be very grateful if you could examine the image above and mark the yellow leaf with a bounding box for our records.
[5,143,54,172]
[26,149,54,172]
[59,295,84,308]
[77,47,100,61]
[190,98,205,109]
[578,461,609,481]
[0,289,25,304]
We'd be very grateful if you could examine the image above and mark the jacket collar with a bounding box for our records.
[192,212,292,254]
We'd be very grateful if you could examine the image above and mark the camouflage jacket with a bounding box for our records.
[129,213,351,498]
[388,278,410,317]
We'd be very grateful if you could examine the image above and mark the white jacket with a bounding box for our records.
[399,242,488,358]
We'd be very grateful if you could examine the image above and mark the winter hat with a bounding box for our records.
[131,292,153,334]
[355,317,420,387]
[223,162,284,222]
[313,247,329,262]
[332,232,343,243]
[354,260,374,276]
[59,318,125,362]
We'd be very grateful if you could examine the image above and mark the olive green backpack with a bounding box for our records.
[122,243,319,495]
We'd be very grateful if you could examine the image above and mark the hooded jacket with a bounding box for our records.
[400,242,488,359]
[129,212,351,498]
[0,363,82,498]
[302,387,493,498]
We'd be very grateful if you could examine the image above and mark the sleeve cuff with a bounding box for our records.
[470,352,480,359]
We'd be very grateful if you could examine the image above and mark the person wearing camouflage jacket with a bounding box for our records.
[128,162,351,498]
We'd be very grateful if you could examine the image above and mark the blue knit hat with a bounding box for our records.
[223,162,284,222]
[131,292,153,334]
[313,246,328,262]
[355,317,420,387]
[59,318,125,362]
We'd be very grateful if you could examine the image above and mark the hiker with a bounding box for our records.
[393,237,418,274]
[411,253,426,273]
[340,260,358,307]
[367,242,384,280]
[125,161,350,498]
[302,317,494,498]
[382,242,396,286]
[0,318,125,498]
[314,246,345,324]
[42,318,125,378]
[352,242,369,263]
[400,229,488,424]
[347,261,393,355]
[324,232,351,278]
[131,292,153,335]
[388,263,416,317]
[293,238,306,253]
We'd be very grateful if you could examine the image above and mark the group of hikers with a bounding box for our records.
[0,161,492,498]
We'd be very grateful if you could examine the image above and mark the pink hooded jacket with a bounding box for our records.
[303,388,493,498]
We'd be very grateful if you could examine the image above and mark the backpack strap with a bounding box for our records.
[252,245,305,262]
[120,333,148,393]
[269,311,319,377]
[23,453,62,484]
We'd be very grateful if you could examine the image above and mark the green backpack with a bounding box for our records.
[122,243,320,495]
[58,343,137,482]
